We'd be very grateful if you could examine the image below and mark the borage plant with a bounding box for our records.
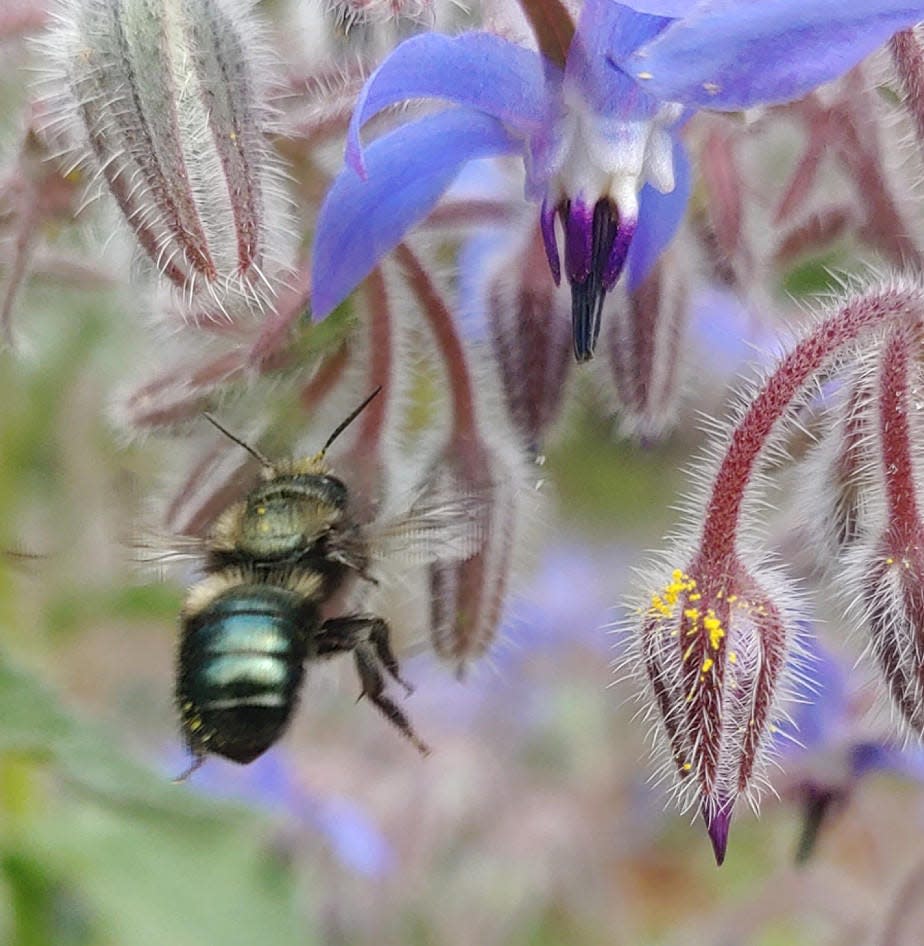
[623,280,924,864]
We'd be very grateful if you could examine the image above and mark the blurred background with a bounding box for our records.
[4,2,924,946]
[1,272,923,946]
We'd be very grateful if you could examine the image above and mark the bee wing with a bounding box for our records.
[129,531,209,576]
[368,489,487,565]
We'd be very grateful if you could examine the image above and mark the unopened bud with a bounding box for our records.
[39,0,292,312]
[629,552,800,865]
[487,222,571,453]
[857,545,924,736]
[799,369,876,565]
[425,436,525,675]
[607,252,688,441]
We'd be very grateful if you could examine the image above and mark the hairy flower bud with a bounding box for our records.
[423,430,529,675]
[848,327,924,738]
[486,222,572,453]
[630,553,799,864]
[39,0,292,313]
[799,369,877,566]
[606,252,688,441]
[858,544,924,736]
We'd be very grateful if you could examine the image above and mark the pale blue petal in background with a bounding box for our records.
[176,753,395,877]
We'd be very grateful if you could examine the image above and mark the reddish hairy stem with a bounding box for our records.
[700,285,924,564]
[394,243,480,444]
[892,29,924,150]
[359,267,392,449]
[514,0,574,69]
[879,328,922,548]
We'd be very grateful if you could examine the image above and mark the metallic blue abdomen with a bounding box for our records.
[178,585,318,764]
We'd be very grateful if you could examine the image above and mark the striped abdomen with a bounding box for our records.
[177,584,317,764]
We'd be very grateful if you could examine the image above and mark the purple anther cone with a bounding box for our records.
[564,198,594,283]
[567,198,626,361]
[540,198,561,285]
[603,214,635,290]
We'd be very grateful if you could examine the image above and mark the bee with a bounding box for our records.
[173,389,476,777]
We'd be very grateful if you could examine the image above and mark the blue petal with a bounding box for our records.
[347,32,548,176]
[621,0,924,110]
[617,0,697,12]
[311,108,519,319]
[626,138,691,290]
[568,0,674,118]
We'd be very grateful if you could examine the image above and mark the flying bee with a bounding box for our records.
[171,388,481,777]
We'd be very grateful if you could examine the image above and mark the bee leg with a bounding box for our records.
[368,618,414,696]
[173,754,206,783]
[353,644,430,756]
[319,616,414,694]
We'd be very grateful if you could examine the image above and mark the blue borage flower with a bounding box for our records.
[310,0,924,361]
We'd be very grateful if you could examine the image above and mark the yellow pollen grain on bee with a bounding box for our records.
[683,641,697,662]
[727,595,738,604]
[729,651,738,663]
[701,657,714,673]
[885,557,895,565]
[689,592,701,602]
[682,761,692,771]
[684,608,700,621]
[256,506,266,515]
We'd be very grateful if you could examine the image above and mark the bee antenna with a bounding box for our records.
[319,386,382,457]
[203,413,272,467]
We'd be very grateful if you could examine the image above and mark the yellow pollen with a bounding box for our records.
[682,762,692,772]
[729,651,738,663]
[689,592,701,602]
[886,557,895,565]
[701,657,714,673]
[683,641,697,662]
[703,611,725,649]
[649,570,698,617]
[684,608,700,621]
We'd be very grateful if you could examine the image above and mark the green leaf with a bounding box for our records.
[0,660,315,946]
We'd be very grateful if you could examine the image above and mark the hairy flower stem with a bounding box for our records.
[394,243,481,453]
[879,328,922,548]
[700,285,924,571]
[359,267,393,449]
[892,28,924,149]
